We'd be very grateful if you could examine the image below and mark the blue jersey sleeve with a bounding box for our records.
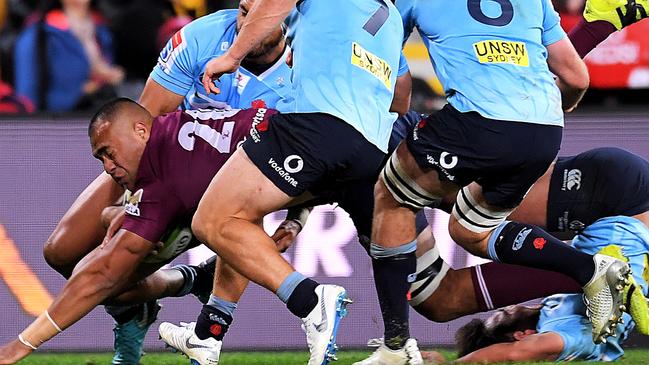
[398,52,409,76]
[395,0,416,43]
[541,0,567,46]
[150,25,199,96]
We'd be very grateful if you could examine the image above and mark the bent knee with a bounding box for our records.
[191,212,228,247]
[43,237,76,276]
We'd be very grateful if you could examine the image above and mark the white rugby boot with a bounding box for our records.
[582,253,632,343]
[302,284,352,365]
[158,322,221,365]
[354,338,423,365]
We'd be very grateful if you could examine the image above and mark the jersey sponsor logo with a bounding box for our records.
[283,155,304,174]
[473,40,529,67]
[426,154,455,181]
[512,227,532,250]
[158,29,188,74]
[250,108,268,143]
[351,42,393,90]
[124,189,143,217]
[562,169,582,191]
[268,157,299,187]
[439,152,458,170]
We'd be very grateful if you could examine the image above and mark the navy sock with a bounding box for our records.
[370,242,417,350]
[286,278,319,318]
[490,222,595,286]
[194,305,233,341]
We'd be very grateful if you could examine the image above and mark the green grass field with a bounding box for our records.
[14,349,649,364]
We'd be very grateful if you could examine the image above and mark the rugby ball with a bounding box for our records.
[143,224,197,264]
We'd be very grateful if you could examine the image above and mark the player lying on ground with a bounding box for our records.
[402,147,649,362]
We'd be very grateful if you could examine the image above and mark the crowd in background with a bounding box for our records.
[0,0,641,114]
[0,0,238,113]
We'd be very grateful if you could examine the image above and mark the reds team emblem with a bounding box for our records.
[124,189,143,217]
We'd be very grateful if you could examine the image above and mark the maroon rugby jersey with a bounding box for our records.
[122,108,277,242]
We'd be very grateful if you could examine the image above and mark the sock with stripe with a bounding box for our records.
[487,221,595,286]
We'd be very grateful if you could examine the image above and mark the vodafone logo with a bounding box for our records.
[440,152,458,170]
[283,155,304,174]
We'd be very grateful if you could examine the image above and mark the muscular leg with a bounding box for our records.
[44,173,123,278]
[192,149,295,293]
[410,227,581,323]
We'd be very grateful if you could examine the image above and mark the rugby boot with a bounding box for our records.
[354,338,423,365]
[191,255,217,304]
[302,284,352,365]
[598,245,649,335]
[582,253,631,343]
[112,300,161,365]
[159,321,221,365]
[584,0,648,30]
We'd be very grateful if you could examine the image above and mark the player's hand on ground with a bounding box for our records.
[271,220,302,252]
[201,52,241,94]
[421,350,446,364]
[0,339,33,364]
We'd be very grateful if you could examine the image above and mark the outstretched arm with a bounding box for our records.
[0,229,154,364]
[456,332,563,363]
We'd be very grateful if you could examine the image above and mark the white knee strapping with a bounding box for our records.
[452,186,512,233]
[409,245,450,306]
[381,152,440,210]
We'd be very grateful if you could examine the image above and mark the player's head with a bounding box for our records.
[89,97,153,190]
[455,304,541,357]
[237,0,284,59]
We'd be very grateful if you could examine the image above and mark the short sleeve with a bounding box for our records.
[395,0,416,44]
[150,26,197,96]
[541,0,567,46]
[398,52,410,76]
[121,180,186,243]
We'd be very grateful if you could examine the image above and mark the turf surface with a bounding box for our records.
[15,349,649,364]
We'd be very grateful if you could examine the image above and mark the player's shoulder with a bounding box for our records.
[181,9,237,43]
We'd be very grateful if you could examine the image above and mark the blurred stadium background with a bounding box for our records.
[0,0,648,360]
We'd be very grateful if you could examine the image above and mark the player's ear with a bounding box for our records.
[513,329,537,341]
[134,121,148,140]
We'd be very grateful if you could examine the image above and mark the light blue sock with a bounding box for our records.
[276,271,307,303]
[207,294,238,317]
[487,221,511,262]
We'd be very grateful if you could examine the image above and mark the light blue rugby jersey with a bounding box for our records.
[151,9,292,110]
[537,216,649,361]
[396,0,565,126]
[277,0,404,152]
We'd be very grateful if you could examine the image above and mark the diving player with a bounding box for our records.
[0,99,279,364]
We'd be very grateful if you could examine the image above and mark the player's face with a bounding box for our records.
[485,304,542,335]
[91,120,147,190]
[237,0,284,59]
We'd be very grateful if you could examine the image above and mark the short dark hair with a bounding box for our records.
[88,97,142,136]
[455,318,515,357]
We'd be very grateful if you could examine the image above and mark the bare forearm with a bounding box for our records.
[49,256,139,329]
[229,0,296,61]
[557,78,588,113]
